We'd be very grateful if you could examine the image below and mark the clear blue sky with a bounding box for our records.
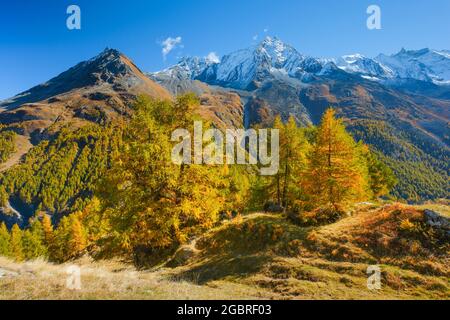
[1,0,449,99]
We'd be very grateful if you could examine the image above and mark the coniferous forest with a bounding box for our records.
[0,95,397,263]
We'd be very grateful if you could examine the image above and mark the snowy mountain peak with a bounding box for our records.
[259,36,292,53]
[376,48,450,83]
[331,47,450,84]
[333,54,394,79]
[341,53,366,63]
[205,37,326,89]
[152,55,217,80]
[255,36,304,68]
[150,37,450,89]
[151,37,322,90]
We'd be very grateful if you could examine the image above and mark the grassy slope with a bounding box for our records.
[0,204,448,300]
[0,135,32,173]
[0,257,271,300]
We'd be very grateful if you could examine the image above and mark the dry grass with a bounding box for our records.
[0,135,32,172]
[1,203,449,300]
[0,256,272,300]
[167,205,449,300]
[415,203,450,218]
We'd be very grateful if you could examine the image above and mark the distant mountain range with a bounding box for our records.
[0,37,449,201]
[151,36,450,89]
[333,48,450,84]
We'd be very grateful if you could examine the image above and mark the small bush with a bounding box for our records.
[292,206,345,226]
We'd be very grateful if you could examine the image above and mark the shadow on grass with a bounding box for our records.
[167,214,311,284]
[169,254,273,285]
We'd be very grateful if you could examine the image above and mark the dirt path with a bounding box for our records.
[0,135,32,172]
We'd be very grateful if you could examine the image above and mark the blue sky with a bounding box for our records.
[0,0,449,99]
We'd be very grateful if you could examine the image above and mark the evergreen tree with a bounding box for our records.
[10,224,23,261]
[0,125,120,216]
[22,219,48,260]
[0,222,11,257]
[0,130,16,163]
[364,149,398,198]
[0,185,8,207]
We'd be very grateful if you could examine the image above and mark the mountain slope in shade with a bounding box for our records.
[0,48,171,138]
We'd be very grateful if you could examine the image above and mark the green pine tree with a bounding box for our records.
[0,186,8,208]
[10,224,24,261]
[22,219,48,260]
[0,222,11,257]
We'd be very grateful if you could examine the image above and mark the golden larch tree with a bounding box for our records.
[68,215,87,258]
[305,108,369,209]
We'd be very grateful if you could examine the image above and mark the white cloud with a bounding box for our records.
[253,34,258,41]
[205,52,220,63]
[263,28,269,33]
[161,36,182,60]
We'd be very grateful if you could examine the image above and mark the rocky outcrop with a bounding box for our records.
[424,209,450,235]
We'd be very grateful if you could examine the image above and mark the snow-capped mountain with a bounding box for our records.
[151,56,217,81]
[151,37,450,90]
[376,48,450,84]
[332,54,395,80]
[331,48,450,84]
[210,36,325,89]
[151,37,327,90]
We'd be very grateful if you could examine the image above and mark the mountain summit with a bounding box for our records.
[205,36,324,89]
[152,37,326,90]
[0,48,170,136]
[1,48,170,111]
